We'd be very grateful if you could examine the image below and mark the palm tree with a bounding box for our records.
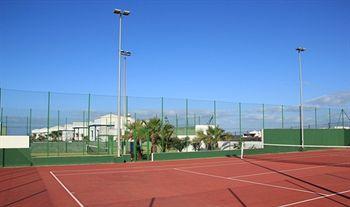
[49,131,62,142]
[197,126,227,150]
[124,120,147,141]
[144,118,162,153]
[172,136,190,152]
[191,137,202,151]
[159,121,175,152]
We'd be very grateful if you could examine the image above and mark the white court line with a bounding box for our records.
[49,171,84,207]
[278,189,350,207]
[230,161,350,179]
[173,168,327,196]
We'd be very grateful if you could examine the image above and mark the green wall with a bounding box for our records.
[154,150,239,160]
[264,129,350,146]
[0,149,3,167]
[32,154,130,166]
[2,148,32,167]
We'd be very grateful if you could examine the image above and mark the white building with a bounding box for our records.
[31,114,135,142]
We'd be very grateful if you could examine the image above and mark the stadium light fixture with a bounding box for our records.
[121,50,131,56]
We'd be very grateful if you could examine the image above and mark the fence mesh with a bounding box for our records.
[0,88,349,159]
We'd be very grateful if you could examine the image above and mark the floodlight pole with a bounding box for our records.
[121,50,131,142]
[296,47,306,149]
[114,9,130,157]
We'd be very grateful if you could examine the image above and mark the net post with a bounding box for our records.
[151,152,154,162]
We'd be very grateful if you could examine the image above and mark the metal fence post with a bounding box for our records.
[146,129,150,160]
[214,100,217,126]
[83,111,85,155]
[262,104,265,130]
[328,108,331,128]
[29,109,32,138]
[239,103,242,136]
[0,108,2,135]
[0,88,2,135]
[175,114,178,136]
[26,116,29,135]
[65,117,68,153]
[57,110,60,156]
[281,105,284,129]
[194,113,196,126]
[87,94,91,147]
[161,97,164,123]
[341,109,345,129]
[314,107,317,129]
[186,99,188,137]
[133,130,137,161]
[47,92,51,157]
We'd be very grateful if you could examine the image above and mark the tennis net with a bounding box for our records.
[86,144,109,155]
[240,142,350,166]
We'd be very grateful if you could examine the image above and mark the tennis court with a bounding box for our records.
[1,147,350,207]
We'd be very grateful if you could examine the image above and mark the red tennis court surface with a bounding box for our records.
[1,149,350,207]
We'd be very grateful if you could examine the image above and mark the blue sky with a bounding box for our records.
[1,0,349,106]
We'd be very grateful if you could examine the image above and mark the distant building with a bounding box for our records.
[31,114,135,142]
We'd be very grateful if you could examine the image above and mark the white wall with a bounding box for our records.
[0,136,29,148]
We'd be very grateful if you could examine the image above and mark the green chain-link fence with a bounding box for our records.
[0,88,349,160]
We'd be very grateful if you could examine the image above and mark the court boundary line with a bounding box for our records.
[173,168,327,196]
[278,188,350,207]
[49,171,84,207]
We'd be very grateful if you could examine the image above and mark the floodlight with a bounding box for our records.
[123,10,130,15]
[113,9,121,14]
[296,47,306,52]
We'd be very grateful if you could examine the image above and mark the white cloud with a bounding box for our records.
[306,91,350,107]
